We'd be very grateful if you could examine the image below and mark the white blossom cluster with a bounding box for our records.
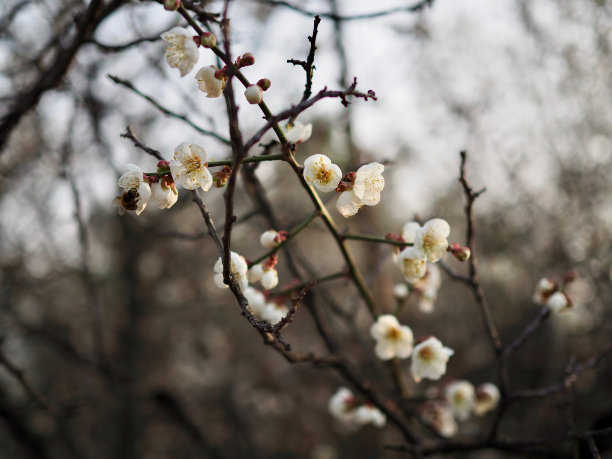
[421,381,500,437]
[370,315,454,383]
[302,154,385,218]
[327,387,386,428]
[533,277,574,313]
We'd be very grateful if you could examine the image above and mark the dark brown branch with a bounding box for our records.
[120,126,165,161]
[287,15,321,104]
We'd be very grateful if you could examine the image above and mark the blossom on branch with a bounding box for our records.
[260,230,279,249]
[370,314,413,360]
[328,387,357,423]
[213,252,248,290]
[284,121,312,144]
[244,85,263,104]
[112,164,151,216]
[261,301,288,324]
[414,218,450,263]
[533,277,556,304]
[336,162,385,218]
[547,291,570,312]
[150,177,178,209]
[170,142,213,191]
[412,264,442,313]
[354,404,386,428]
[303,154,342,192]
[445,381,475,421]
[195,65,226,98]
[473,383,500,416]
[420,401,458,438]
[395,247,427,283]
[161,27,199,77]
[244,286,266,317]
[410,336,454,382]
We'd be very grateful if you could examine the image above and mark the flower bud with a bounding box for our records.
[213,165,231,188]
[163,0,181,11]
[236,52,255,68]
[244,85,263,104]
[157,160,170,174]
[563,269,579,285]
[200,32,217,48]
[448,243,471,262]
[257,78,271,91]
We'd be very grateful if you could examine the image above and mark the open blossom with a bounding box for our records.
[414,219,450,263]
[411,337,454,382]
[474,383,500,416]
[170,142,212,191]
[396,247,427,283]
[370,314,413,360]
[393,283,409,299]
[420,401,458,438]
[413,264,442,313]
[112,164,151,216]
[354,404,386,428]
[336,163,385,218]
[303,154,342,192]
[150,178,178,209]
[261,302,287,325]
[284,121,312,144]
[445,381,475,421]
[533,278,557,304]
[161,27,199,77]
[244,287,266,317]
[328,387,357,423]
[213,252,248,290]
[196,65,225,98]
[402,221,421,243]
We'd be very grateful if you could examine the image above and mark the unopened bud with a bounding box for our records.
[244,85,263,104]
[563,269,579,285]
[212,165,231,188]
[257,78,271,91]
[236,52,255,68]
[163,0,181,11]
[264,254,278,270]
[449,243,471,262]
[274,230,289,244]
[200,32,217,48]
[157,160,170,173]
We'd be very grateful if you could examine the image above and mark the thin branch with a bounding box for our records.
[108,75,231,145]
[0,346,52,412]
[121,126,165,160]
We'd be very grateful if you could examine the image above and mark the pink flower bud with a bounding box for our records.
[200,32,217,48]
[448,243,471,262]
[244,85,263,104]
[163,0,181,11]
[236,52,255,68]
[257,78,271,91]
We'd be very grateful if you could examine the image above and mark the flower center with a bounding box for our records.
[316,168,332,184]
[184,155,202,174]
[386,327,401,341]
[418,346,434,362]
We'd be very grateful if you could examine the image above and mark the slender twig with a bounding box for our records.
[108,75,231,145]
[503,306,551,358]
[121,126,164,160]
[343,233,411,247]
[270,271,348,297]
[287,15,321,111]
[0,346,52,411]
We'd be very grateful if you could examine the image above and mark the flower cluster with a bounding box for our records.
[243,287,288,325]
[302,154,385,218]
[328,387,386,428]
[395,219,452,284]
[533,271,578,313]
[369,315,454,382]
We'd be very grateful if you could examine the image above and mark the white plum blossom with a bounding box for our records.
[303,154,342,192]
[161,27,199,77]
[354,404,386,428]
[547,291,569,312]
[474,383,500,416]
[260,230,279,249]
[112,164,151,216]
[445,381,475,421]
[244,85,263,104]
[370,314,414,360]
[248,264,264,283]
[328,387,357,423]
[195,65,225,98]
[170,142,213,191]
[396,247,427,283]
[244,287,266,317]
[414,219,450,263]
[533,278,556,304]
[336,163,385,218]
[413,264,442,313]
[213,252,249,290]
[410,337,454,383]
[284,121,312,144]
[262,302,288,325]
[261,268,279,290]
[150,180,178,209]
[421,401,458,438]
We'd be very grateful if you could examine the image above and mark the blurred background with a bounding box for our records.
[1,0,612,457]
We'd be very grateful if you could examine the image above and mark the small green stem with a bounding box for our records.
[343,234,412,247]
[250,210,320,266]
[271,271,348,297]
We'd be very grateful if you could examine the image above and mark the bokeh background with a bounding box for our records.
[1,0,612,457]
